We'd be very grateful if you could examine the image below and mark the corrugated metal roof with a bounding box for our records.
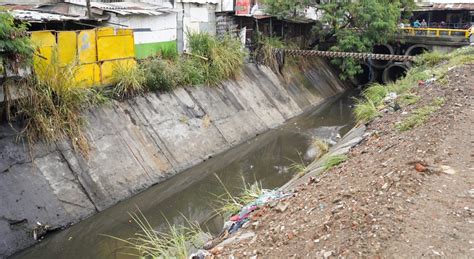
[66,1,175,16]
[416,3,474,11]
[10,9,83,22]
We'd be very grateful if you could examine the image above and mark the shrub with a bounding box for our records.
[111,62,145,99]
[179,57,206,86]
[141,57,182,91]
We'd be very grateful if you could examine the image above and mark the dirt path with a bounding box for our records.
[218,65,474,258]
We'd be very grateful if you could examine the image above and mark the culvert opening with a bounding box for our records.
[382,63,407,83]
[352,63,374,86]
[372,44,394,69]
[406,45,429,56]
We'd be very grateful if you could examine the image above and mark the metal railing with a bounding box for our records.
[401,27,472,39]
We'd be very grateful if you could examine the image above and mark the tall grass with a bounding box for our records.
[258,36,286,71]
[187,32,246,85]
[140,32,246,90]
[13,51,107,156]
[103,209,204,259]
[354,98,378,123]
[212,175,263,217]
[111,61,146,99]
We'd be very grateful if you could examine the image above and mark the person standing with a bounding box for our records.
[421,19,428,28]
[413,19,421,28]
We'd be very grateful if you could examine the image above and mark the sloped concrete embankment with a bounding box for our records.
[0,59,348,257]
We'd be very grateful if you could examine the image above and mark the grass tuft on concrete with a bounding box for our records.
[112,62,146,99]
[323,154,347,170]
[102,209,203,259]
[354,98,378,123]
[212,175,263,217]
[312,138,329,158]
[13,51,108,157]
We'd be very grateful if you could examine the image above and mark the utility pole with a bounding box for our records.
[86,0,92,19]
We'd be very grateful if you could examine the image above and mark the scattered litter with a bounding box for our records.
[440,165,456,175]
[221,190,292,237]
[418,76,436,87]
[190,249,212,259]
[415,163,427,172]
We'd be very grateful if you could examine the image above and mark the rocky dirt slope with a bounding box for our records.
[218,64,473,258]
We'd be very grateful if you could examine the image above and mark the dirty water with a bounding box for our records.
[12,91,356,259]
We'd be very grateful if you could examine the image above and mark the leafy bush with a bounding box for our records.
[179,57,205,86]
[111,62,146,99]
[0,11,34,68]
[141,58,182,91]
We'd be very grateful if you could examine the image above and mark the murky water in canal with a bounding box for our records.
[13,91,355,259]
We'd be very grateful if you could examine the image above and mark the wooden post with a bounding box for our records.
[86,0,92,19]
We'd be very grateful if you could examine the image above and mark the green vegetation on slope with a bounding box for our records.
[396,97,445,131]
[323,154,347,170]
[354,46,474,125]
[13,52,109,156]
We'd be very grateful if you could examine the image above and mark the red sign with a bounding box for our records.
[236,0,250,15]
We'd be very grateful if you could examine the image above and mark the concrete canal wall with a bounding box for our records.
[0,59,349,257]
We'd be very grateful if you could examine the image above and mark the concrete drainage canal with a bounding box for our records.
[12,92,357,259]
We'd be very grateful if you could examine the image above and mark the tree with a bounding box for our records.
[263,0,312,19]
[0,11,34,71]
[0,10,34,121]
[263,0,415,80]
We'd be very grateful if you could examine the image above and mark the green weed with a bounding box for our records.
[396,97,445,131]
[13,51,101,156]
[362,84,388,105]
[187,32,246,85]
[111,62,146,99]
[322,154,347,170]
[212,175,263,217]
[102,209,204,259]
[398,93,420,107]
[141,58,182,91]
[312,138,329,158]
[416,51,449,67]
[354,98,378,123]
